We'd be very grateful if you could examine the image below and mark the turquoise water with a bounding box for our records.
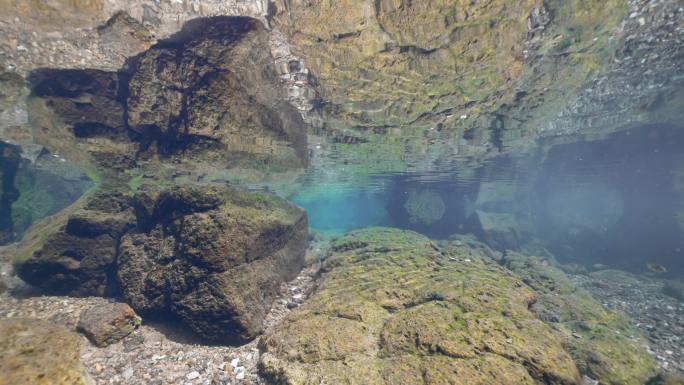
[292,184,388,236]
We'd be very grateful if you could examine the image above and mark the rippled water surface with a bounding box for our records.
[293,124,684,275]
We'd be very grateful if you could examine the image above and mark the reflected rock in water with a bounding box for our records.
[403,188,446,225]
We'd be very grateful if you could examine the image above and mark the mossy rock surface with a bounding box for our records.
[270,0,629,172]
[259,228,580,385]
[0,317,91,385]
[501,252,658,385]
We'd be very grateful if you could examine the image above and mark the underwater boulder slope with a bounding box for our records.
[259,228,659,385]
[15,184,308,343]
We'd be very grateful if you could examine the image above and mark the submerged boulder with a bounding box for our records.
[259,228,580,384]
[499,252,658,385]
[473,210,521,250]
[0,317,91,385]
[117,185,307,343]
[16,191,136,296]
[15,183,307,343]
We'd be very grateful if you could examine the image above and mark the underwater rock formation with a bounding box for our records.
[499,252,658,384]
[15,184,307,343]
[270,0,684,172]
[0,142,21,244]
[117,184,307,342]
[259,228,581,384]
[126,17,307,171]
[0,317,91,385]
[472,210,522,251]
[16,191,135,296]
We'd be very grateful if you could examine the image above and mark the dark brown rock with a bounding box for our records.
[30,69,127,140]
[16,192,136,296]
[26,16,308,187]
[126,16,308,170]
[117,185,307,343]
[77,302,141,347]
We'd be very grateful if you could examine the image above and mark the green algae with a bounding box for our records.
[501,252,658,385]
[272,0,633,176]
[260,228,581,385]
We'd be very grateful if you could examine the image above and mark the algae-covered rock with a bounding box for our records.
[15,191,136,296]
[501,252,658,385]
[259,228,580,384]
[117,184,307,343]
[473,210,521,250]
[0,317,92,385]
[77,302,141,347]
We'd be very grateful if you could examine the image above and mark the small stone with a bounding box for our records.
[235,367,246,380]
[231,358,240,368]
[122,367,134,380]
[77,302,141,347]
[186,371,200,380]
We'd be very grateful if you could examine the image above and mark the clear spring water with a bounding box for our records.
[293,124,684,276]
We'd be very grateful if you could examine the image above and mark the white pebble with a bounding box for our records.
[186,371,200,380]
[235,366,246,380]
[231,358,240,368]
